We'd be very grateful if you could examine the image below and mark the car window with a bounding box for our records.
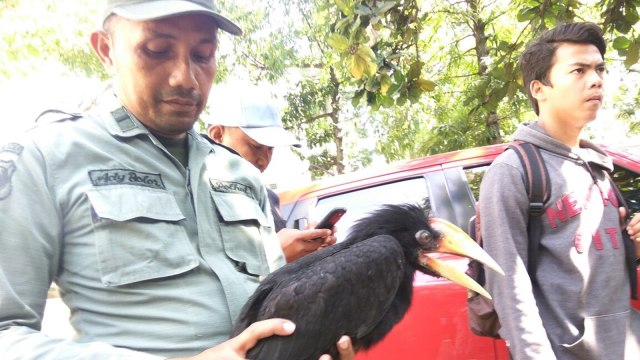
[464,164,640,214]
[315,177,429,242]
[612,165,640,214]
[284,152,639,245]
[463,165,489,202]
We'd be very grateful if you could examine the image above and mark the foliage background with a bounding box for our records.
[1,0,639,182]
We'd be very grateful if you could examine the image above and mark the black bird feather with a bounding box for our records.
[231,203,493,360]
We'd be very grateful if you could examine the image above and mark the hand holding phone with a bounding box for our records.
[314,207,347,229]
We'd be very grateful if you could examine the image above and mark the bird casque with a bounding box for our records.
[231,203,504,360]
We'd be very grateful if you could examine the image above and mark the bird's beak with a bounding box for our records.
[419,217,504,299]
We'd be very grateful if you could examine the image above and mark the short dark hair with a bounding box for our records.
[520,22,606,115]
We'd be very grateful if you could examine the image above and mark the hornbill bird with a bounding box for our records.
[231,203,504,360]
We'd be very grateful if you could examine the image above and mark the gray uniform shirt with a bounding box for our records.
[0,107,285,359]
[480,122,640,359]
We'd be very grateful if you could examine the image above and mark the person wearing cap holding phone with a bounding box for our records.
[0,1,353,359]
[205,83,337,263]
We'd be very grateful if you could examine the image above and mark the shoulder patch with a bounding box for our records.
[0,143,24,201]
[0,160,17,200]
[111,107,138,132]
[1,143,23,156]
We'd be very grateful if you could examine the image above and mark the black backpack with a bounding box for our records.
[466,141,549,338]
[466,141,638,339]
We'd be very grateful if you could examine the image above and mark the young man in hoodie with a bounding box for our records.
[479,22,640,359]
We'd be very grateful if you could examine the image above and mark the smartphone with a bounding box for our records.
[314,207,347,229]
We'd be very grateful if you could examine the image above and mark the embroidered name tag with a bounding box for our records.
[89,169,165,189]
[210,179,253,199]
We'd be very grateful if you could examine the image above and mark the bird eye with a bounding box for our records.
[415,229,434,247]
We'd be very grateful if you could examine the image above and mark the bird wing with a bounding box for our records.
[232,238,353,334]
[238,235,406,360]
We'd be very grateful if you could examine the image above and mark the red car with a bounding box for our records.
[278,143,640,360]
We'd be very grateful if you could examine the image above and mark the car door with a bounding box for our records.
[283,166,508,360]
[278,145,639,360]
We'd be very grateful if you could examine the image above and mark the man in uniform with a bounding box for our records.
[205,83,337,263]
[0,1,353,359]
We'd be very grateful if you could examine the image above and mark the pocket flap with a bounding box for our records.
[213,192,269,226]
[87,186,185,222]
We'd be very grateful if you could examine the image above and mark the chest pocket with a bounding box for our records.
[87,186,198,286]
[212,191,271,277]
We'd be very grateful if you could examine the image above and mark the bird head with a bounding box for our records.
[347,203,504,299]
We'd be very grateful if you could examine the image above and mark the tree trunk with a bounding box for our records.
[468,0,502,144]
[329,66,345,174]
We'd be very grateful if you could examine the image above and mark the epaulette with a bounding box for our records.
[35,109,83,124]
[199,133,241,157]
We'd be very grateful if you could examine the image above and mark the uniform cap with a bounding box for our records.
[207,84,301,148]
[102,0,242,35]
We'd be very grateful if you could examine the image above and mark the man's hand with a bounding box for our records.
[627,212,640,259]
[170,319,295,359]
[170,318,355,360]
[278,228,337,263]
[319,336,355,360]
[620,208,640,259]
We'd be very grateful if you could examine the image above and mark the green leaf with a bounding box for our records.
[347,44,377,79]
[350,15,361,33]
[408,60,423,80]
[374,1,396,16]
[613,36,631,50]
[516,7,538,22]
[379,73,392,94]
[476,78,490,97]
[348,54,365,79]
[381,95,395,108]
[327,33,350,52]
[416,78,436,92]
[396,94,408,106]
[365,75,380,91]
[335,17,353,32]
[491,84,509,105]
[387,78,402,95]
[356,44,376,61]
[393,70,406,83]
[366,90,377,107]
[408,84,422,102]
[497,40,509,52]
[354,4,373,16]
[624,6,640,25]
[352,88,365,107]
[463,95,475,106]
[625,41,640,68]
[335,0,354,16]
[26,44,40,57]
[615,21,632,35]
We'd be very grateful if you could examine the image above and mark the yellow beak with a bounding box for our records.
[421,217,504,299]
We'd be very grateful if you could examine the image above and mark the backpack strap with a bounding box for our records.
[507,141,551,284]
[508,141,551,215]
[605,172,638,300]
